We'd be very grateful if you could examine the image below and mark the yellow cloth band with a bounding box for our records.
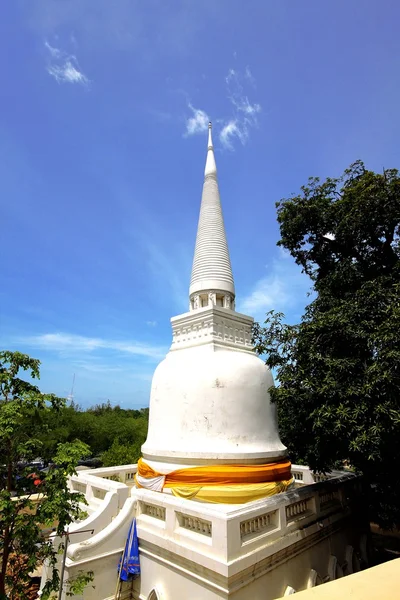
[169,479,294,503]
[135,458,293,503]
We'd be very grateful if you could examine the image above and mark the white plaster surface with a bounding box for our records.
[43,128,367,600]
[190,123,235,298]
[142,341,286,466]
[48,467,365,600]
[142,123,287,468]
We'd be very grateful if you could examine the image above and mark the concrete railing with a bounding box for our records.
[291,464,315,485]
[133,471,357,564]
[69,470,130,510]
[291,464,349,486]
[48,465,363,600]
[82,464,138,485]
[67,497,136,562]
[65,463,354,558]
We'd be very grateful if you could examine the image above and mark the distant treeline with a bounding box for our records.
[38,400,149,467]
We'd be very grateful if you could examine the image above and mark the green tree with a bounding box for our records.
[0,351,92,599]
[101,440,142,468]
[253,161,400,529]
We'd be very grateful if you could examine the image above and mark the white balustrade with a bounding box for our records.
[66,463,357,569]
[291,465,316,485]
[143,502,166,521]
[286,498,313,522]
[84,464,138,485]
[177,513,212,537]
[240,510,278,541]
[319,490,341,509]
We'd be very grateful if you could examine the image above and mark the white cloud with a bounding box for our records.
[146,320,157,327]
[220,67,262,150]
[47,60,88,84]
[232,96,261,117]
[185,103,209,136]
[245,65,256,87]
[71,361,125,374]
[45,41,89,85]
[44,41,61,58]
[183,66,261,150]
[220,120,244,150]
[225,67,239,86]
[237,253,313,323]
[17,332,166,360]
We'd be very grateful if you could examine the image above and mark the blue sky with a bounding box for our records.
[1,1,399,408]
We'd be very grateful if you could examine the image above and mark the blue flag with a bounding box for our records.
[119,519,140,581]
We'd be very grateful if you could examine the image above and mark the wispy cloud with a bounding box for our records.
[16,332,166,360]
[219,120,245,150]
[183,66,261,150]
[45,41,89,85]
[244,65,256,87]
[146,321,157,327]
[220,68,261,149]
[185,103,210,136]
[44,41,61,58]
[237,250,313,323]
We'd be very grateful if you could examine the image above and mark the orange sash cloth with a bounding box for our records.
[137,458,292,487]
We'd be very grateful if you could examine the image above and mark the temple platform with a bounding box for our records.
[40,464,369,600]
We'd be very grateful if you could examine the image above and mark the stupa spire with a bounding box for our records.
[204,121,217,177]
[189,122,235,311]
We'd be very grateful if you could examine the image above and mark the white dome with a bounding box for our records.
[142,345,287,466]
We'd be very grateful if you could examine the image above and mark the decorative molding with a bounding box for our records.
[328,555,343,580]
[319,490,341,509]
[240,510,278,542]
[137,540,229,595]
[71,481,87,494]
[92,487,107,500]
[292,470,304,482]
[307,569,322,588]
[143,503,166,521]
[170,307,254,352]
[148,588,163,600]
[284,586,296,595]
[313,473,328,483]
[285,498,314,523]
[177,513,212,537]
[345,544,361,574]
[138,512,353,597]
[228,517,350,595]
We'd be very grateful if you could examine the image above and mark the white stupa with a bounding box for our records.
[141,123,287,476]
[55,123,365,600]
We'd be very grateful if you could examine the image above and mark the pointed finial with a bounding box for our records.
[190,119,235,303]
[208,121,213,150]
[205,122,216,177]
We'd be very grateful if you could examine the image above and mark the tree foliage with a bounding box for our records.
[0,350,149,598]
[36,401,149,465]
[0,351,92,600]
[253,161,400,529]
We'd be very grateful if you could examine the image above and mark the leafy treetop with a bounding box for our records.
[253,161,400,529]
